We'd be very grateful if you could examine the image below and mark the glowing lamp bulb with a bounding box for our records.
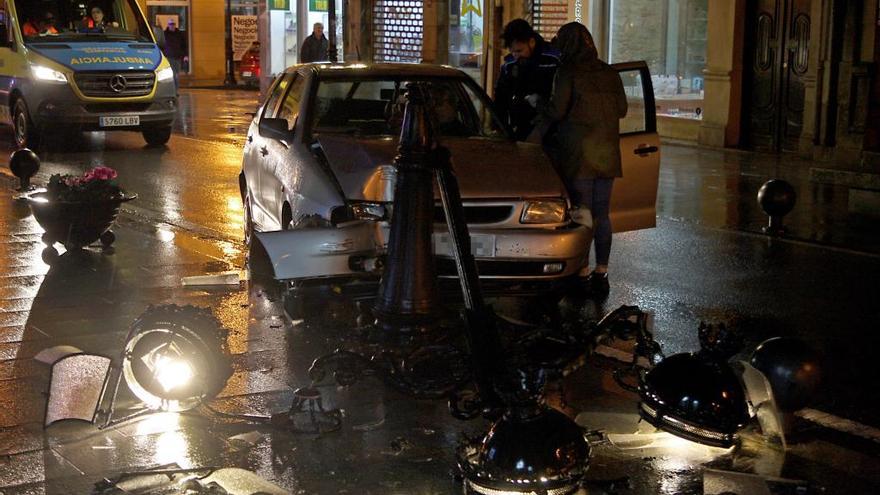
[154,356,194,392]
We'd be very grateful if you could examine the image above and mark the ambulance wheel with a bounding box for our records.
[13,99,41,149]
[142,126,172,146]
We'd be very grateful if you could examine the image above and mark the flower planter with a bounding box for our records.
[23,191,137,262]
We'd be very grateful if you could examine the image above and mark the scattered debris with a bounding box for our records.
[352,416,386,432]
[181,271,241,286]
[704,469,772,495]
[383,436,412,456]
[34,345,83,364]
[228,431,266,447]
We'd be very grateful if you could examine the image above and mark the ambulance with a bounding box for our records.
[0,0,176,148]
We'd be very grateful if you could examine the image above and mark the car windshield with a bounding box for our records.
[15,0,152,43]
[312,77,508,139]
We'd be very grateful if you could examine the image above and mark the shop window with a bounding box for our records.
[147,0,191,73]
[449,0,483,81]
[607,0,707,120]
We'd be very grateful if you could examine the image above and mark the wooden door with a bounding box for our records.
[744,0,811,152]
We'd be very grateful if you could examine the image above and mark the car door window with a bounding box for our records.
[617,66,657,135]
[276,75,306,131]
[262,74,292,119]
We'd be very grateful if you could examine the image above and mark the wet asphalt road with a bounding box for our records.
[0,88,879,493]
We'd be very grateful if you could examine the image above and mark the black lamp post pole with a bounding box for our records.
[223,0,237,86]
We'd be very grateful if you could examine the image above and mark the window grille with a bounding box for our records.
[372,0,423,62]
[532,0,569,41]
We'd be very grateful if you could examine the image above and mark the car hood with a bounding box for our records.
[316,135,567,201]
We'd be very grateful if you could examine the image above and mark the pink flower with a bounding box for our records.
[83,167,118,182]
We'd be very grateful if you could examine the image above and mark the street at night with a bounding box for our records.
[1,0,880,492]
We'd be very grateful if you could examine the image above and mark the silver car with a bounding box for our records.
[240,63,660,289]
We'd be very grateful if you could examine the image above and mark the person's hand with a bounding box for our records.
[525,93,540,108]
[110,21,119,27]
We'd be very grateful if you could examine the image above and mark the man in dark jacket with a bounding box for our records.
[163,19,188,91]
[493,19,560,140]
[300,23,329,63]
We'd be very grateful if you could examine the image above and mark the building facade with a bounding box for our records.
[166,0,879,166]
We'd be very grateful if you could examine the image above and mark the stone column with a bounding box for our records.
[698,0,743,148]
[422,0,450,64]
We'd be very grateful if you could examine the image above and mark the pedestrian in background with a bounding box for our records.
[163,19,188,91]
[493,19,560,141]
[530,22,627,297]
[300,23,328,63]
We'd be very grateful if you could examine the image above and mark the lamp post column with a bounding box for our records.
[224,0,238,87]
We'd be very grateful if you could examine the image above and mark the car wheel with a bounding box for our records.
[13,99,40,149]
[142,126,172,146]
[243,193,255,247]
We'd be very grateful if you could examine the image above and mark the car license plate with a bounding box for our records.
[99,116,140,127]
[242,71,253,77]
[434,233,496,258]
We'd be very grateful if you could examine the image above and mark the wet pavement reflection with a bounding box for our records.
[658,145,880,253]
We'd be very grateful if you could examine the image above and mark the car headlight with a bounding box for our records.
[520,200,566,224]
[350,202,387,221]
[331,202,388,225]
[31,65,68,83]
[157,67,174,82]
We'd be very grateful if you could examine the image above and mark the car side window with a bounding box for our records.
[276,75,306,131]
[618,69,647,134]
[616,66,656,135]
[262,74,292,119]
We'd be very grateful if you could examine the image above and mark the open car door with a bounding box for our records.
[611,61,660,232]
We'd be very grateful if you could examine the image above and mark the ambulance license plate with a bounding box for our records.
[100,116,140,127]
[242,71,253,77]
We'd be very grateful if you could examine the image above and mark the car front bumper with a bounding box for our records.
[27,80,177,130]
[255,222,592,283]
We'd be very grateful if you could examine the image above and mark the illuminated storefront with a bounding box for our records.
[449,0,484,81]
[264,0,344,77]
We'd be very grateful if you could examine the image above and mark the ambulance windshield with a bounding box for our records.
[15,0,153,42]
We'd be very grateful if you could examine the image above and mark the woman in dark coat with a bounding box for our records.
[532,22,627,296]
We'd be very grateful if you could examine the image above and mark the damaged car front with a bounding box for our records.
[241,64,591,293]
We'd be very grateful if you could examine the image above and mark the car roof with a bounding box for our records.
[290,63,470,79]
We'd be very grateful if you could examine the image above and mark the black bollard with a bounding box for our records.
[757,179,796,235]
[9,149,40,192]
[373,84,440,326]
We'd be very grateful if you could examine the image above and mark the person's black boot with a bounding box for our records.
[587,272,610,299]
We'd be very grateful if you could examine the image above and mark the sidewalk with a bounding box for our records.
[657,142,880,254]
